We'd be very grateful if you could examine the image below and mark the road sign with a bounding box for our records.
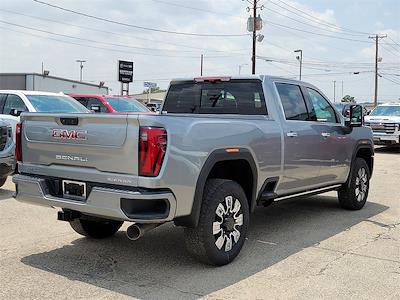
[118,60,133,83]
[144,81,157,88]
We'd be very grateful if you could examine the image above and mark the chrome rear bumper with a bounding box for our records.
[13,174,176,223]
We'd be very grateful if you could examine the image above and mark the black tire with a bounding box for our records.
[338,158,370,210]
[0,177,7,188]
[69,217,123,239]
[184,179,250,266]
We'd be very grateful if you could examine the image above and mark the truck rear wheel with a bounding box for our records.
[0,177,7,188]
[338,158,370,210]
[184,179,249,266]
[69,217,123,239]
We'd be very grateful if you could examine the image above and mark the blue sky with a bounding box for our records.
[0,0,399,101]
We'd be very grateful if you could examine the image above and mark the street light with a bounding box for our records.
[294,49,303,80]
[76,60,86,82]
[238,63,248,75]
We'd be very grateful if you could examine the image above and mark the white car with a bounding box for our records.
[0,90,89,140]
[364,103,400,146]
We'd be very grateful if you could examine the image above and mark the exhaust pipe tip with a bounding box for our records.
[126,223,161,241]
[126,224,142,241]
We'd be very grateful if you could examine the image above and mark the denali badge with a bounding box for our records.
[52,129,87,140]
[56,155,88,162]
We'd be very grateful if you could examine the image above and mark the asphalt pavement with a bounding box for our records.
[0,146,399,299]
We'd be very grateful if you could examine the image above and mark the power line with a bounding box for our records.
[150,0,233,16]
[0,25,246,59]
[270,0,373,36]
[380,75,400,85]
[265,5,368,38]
[387,36,400,48]
[0,9,249,54]
[0,20,209,53]
[32,0,249,37]
[265,20,373,44]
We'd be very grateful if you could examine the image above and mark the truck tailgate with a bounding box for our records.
[21,113,139,175]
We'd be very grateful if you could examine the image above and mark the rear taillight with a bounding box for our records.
[139,127,167,177]
[15,122,22,162]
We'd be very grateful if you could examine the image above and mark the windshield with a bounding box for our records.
[369,106,400,117]
[27,95,89,113]
[106,97,149,112]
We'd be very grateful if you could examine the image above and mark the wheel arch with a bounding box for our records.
[174,148,258,228]
[344,141,374,189]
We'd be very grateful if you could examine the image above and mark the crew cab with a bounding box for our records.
[69,94,151,114]
[364,103,400,145]
[13,76,374,265]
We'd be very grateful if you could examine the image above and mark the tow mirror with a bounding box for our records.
[345,105,363,128]
[90,105,101,113]
[10,108,24,117]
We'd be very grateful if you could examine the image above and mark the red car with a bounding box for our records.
[69,94,151,114]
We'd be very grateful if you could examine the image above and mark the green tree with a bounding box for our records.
[341,95,355,103]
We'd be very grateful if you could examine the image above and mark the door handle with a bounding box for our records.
[287,132,298,137]
[321,132,331,138]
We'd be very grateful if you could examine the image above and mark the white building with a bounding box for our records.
[0,73,109,94]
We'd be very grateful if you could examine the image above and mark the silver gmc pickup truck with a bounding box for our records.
[13,76,374,265]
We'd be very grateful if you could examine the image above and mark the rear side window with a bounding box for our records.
[3,94,27,115]
[276,83,309,121]
[163,80,267,115]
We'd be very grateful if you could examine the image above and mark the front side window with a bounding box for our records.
[276,83,309,121]
[26,95,89,113]
[307,88,337,123]
[163,80,267,115]
[3,94,27,114]
[73,97,88,107]
[87,98,109,113]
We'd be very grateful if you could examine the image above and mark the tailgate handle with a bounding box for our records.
[60,117,79,126]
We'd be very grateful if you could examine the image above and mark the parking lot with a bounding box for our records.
[0,146,398,300]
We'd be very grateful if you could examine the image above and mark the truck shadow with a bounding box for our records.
[21,195,387,299]
[0,188,14,201]
[374,145,400,154]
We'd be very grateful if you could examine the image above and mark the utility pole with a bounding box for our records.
[238,63,248,75]
[246,0,264,75]
[251,0,257,75]
[368,34,387,107]
[200,54,204,76]
[76,60,86,82]
[341,80,344,99]
[333,80,336,103]
[294,49,303,80]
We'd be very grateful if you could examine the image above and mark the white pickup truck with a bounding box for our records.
[364,103,400,146]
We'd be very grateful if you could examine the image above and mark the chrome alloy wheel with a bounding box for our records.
[212,196,243,252]
[355,167,368,202]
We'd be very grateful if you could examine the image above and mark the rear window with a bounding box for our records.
[26,95,89,113]
[106,97,149,113]
[163,80,267,115]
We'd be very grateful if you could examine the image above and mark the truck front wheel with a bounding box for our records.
[184,179,250,266]
[338,158,370,210]
[69,217,123,239]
